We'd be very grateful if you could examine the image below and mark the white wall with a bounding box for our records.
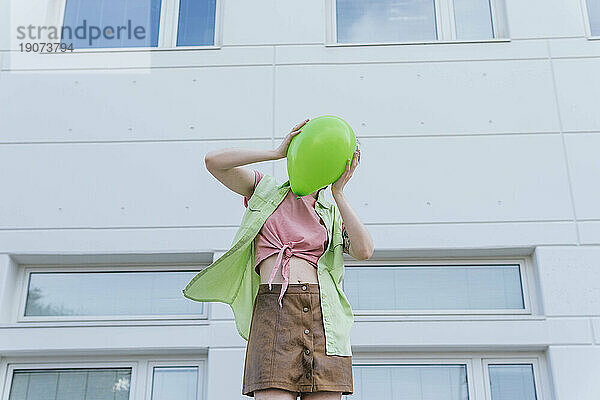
[1,0,599,398]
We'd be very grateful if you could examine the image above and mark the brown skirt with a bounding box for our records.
[242,283,353,397]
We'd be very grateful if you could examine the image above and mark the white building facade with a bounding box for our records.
[1,0,600,398]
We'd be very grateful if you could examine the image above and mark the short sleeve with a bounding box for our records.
[243,170,264,208]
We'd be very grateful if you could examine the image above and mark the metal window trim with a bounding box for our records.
[436,0,452,40]
[159,0,177,47]
[581,0,597,38]
[446,0,458,40]
[490,0,510,38]
[326,0,337,45]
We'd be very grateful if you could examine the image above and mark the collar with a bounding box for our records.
[279,179,332,209]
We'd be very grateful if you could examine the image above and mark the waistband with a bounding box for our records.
[258,282,320,294]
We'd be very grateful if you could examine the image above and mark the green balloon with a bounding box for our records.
[287,115,357,197]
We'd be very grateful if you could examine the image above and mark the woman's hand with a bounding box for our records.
[329,146,372,260]
[331,148,360,197]
[273,118,309,159]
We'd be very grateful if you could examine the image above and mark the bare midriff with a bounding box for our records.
[257,252,319,284]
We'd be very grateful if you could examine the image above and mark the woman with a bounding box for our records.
[203,118,373,400]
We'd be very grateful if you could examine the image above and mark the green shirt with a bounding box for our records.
[182,173,354,356]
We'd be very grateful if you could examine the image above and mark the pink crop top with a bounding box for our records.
[243,170,329,307]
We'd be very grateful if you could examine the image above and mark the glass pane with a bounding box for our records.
[152,367,198,400]
[453,0,494,39]
[336,0,437,43]
[588,0,600,36]
[348,365,468,400]
[343,265,525,311]
[9,368,131,400]
[24,271,204,317]
[177,0,216,46]
[61,0,162,49]
[489,364,537,400]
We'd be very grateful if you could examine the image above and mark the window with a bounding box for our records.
[587,0,600,36]
[61,0,162,48]
[60,0,219,49]
[145,361,205,399]
[488,364,538,400]
[176,0,217,46]
[336,0,438,43]
[6,359,207,400]
[331,0,508,44]
[452,0,495,40]
[345,354,546,400]
[8,368,132,399]
[21,268,206,320]
[151,366,200,400]
[351,364,469,399]
[343,262,529,314]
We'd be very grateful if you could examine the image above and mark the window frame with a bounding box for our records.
[54,0,223,52]
[343,257,534,316]
[349,357,476,400]
[1,357,208,400]
[2,361,139,400]
[144,360,207,400]
[582,0,600,39]
[16,263,209,323]
[326,0,510,46]
[482,357,544,400]
[347,351,550,400]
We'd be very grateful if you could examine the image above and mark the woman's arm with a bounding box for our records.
[205,148,278,199]
[331,149,374,261]
[205,118,309,198]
